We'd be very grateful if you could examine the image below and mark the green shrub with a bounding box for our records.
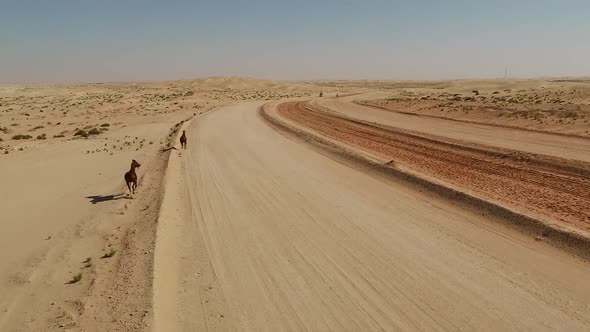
[12,134,33,140]
[74,130,89,138]
[102,249,116,258]
[69,273,82,284]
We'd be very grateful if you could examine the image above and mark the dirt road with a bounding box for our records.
[314,95,590,162]
[277,101,590,233]
[180,102,590,330]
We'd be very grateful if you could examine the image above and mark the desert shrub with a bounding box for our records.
[36,133,47,140]
[102,249,117,258]
[74,130,89,138]
[53,134,65,138]
[33,125,44,130]
[69,273,82,284]
[12,134,33,140]
[560,112,578,119]
[100,123,110,127]
[88,128,101,135]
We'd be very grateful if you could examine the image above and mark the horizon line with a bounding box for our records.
[2,75,590,86]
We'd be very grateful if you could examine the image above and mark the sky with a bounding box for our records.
[1,0,589,83]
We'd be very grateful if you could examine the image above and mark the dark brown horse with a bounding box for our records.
[124,159,141,194]
[180,130,187,149]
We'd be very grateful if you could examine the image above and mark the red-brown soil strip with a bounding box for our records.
[276,101,590,234]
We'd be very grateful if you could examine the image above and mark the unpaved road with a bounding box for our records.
[184,102,590,330]
[277,101,590,232]
[314,95,590,162]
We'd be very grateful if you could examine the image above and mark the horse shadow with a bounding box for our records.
[86,193,128,204]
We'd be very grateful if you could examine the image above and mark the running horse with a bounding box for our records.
[180,130,187,149]
[124,159,141,195]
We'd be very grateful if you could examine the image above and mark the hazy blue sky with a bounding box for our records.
[1,0,589,83]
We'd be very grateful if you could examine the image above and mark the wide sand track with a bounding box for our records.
[314,95,590,162]
[277,101,590,233]
[183,102,590,331]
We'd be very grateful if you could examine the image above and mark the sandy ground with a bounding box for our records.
[353,79,590,137]
[313,94,590,162]
[312,78,590,137]
[158,102,590,330]
[2,77,590,331]
[0,78,321,331]
[277,101,590,234]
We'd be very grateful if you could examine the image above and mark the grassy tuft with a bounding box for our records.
[74,130,89,138]
[102,249,117,258]
[68,273,82,284]
[12,134,33,140]
[88,128,101,135]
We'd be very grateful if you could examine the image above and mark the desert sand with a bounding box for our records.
[1,77,590,331]
[0,78,320,331]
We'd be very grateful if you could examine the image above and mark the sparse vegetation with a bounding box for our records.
[88,128,101,135]
[68,273,82,284]
[74,130,89,138]
[12,134,33,140]
[36,133,47,140]
[102,249,117,258]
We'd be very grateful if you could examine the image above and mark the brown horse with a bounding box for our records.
[124,159,141,194]
[180,130,187,149]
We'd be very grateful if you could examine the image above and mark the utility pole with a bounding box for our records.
[504,66,508,79]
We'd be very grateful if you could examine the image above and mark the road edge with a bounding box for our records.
[260,102,590,261]
[152,107,229,331]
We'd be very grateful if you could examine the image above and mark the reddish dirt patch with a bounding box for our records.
[278,101,590,232]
